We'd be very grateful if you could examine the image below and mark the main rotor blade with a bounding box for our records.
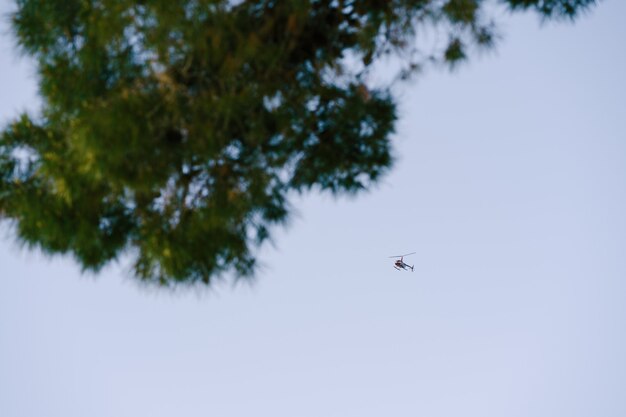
[388,252,416,258]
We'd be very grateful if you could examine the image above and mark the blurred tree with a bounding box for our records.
[0,0,596,286]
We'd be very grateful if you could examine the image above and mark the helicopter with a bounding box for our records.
[389,252,415,271]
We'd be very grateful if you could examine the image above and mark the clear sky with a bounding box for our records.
[1,1,625,416]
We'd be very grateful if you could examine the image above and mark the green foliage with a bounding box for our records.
[505,0,596,18]
[0,0,596,286]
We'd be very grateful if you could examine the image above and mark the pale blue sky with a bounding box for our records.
[1,1,625,416]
